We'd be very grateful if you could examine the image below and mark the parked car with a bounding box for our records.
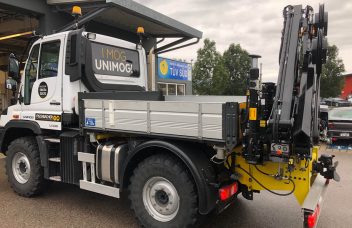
[328,107,352,143]
[324,98,351,107]
[320,105,329,141]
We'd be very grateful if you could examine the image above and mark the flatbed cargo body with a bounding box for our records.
[80,92,241,144]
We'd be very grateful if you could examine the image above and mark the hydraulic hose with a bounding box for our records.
[237,165,295,196]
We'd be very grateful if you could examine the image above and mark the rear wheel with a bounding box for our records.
[129,154,198,228]
[5,137,46,197]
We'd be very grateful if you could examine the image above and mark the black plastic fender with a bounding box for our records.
[0,120,47,168]
[120,140,218,215]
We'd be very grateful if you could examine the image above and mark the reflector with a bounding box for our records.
[219,182,238,201]
[307,204,320,228]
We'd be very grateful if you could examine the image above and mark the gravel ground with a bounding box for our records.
[0,145,351,228]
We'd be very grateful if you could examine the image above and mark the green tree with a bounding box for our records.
[222,44,251,95]
[192,39,221,95]
[320,44,345,98]
[192,40,251,95]
[211,58,230,95]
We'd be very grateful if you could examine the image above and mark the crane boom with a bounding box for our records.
[243,4,328,164]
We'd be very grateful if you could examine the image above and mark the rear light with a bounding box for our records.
[219,182,238,201]
[328,122,333,129]
[306,204,320,228]
[332,137,337,142]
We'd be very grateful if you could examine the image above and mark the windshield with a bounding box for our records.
[329,108,352,120]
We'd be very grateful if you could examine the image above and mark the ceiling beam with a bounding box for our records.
[0,18,38,34]
[0,43,27,54]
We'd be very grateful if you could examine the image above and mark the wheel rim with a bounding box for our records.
[12,152,31,184]
[142,176,180,222]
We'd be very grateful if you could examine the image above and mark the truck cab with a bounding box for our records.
[1,30,148,131]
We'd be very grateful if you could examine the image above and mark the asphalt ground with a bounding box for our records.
[0,144,351,228]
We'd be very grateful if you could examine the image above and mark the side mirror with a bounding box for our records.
[8,53,20,81]
[6,78,17,91]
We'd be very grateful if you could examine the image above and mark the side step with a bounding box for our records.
[44,138,60,143]
[48,157,61,162]
[79,180,120,198]
[49,176,62,182]
[78,152,120,198]
[45,137,62,182]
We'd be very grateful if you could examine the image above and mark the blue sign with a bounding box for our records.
[85,118,96,127]
[158,58,191,81]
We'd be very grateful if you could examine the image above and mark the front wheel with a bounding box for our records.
[129,154,198,228]
[5,137,46,197]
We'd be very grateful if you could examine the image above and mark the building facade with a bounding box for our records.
[156,57,192,96]
[340,73,352,99]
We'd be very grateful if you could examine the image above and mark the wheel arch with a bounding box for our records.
[121,140,218,215]
[0,120,47,167]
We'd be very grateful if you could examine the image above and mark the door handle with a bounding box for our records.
[50,101,61,105]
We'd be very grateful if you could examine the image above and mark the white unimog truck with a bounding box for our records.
[0,3,338,228]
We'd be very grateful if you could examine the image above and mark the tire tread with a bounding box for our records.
[128,154,198,228]
[5,136,46,197]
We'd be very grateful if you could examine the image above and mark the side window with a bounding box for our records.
[39,41,60,79]
[24,44,40,105]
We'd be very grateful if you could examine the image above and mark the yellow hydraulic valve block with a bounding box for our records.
[230,146,319,205]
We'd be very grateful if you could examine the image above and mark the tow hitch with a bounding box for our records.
[313,154,340,182]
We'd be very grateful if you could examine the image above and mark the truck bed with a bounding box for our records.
[79,92,240,145]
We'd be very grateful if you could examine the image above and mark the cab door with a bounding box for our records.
[20,34,64,130]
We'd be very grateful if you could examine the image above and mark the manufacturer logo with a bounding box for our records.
[91,42,140,77]
[22,115,34,120]
[35,113,61,122]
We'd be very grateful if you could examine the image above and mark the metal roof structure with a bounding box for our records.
[56,0,202,39]
[106,0,202,38]
[0,0,202,66]
[54,0,202,53]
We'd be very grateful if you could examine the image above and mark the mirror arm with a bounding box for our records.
[18,92,23,104]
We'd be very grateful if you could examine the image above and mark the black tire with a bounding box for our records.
[129,154,198,228]
[5,136,46,197]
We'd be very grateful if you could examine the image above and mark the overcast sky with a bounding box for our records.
[135,0,351,82]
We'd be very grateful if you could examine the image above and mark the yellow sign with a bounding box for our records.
[249,108,257,120]
[159,59,169,75]
[260,120,266,127]
[52,115,61,122]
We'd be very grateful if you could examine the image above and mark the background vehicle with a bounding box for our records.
[0,3,338,228]
[347,94,352,103]
[323,97,351,107]
[320,105,329,141]
[328,107,352,143]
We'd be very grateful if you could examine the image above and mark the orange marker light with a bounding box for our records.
[137,26,145,34]
[72,6,82,17]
